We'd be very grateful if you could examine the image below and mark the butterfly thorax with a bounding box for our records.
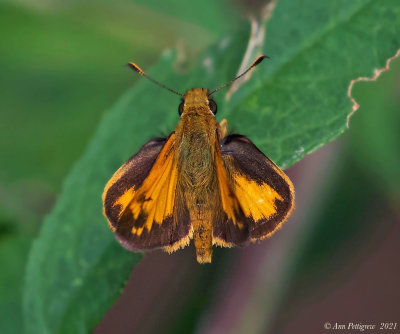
[176,88,220,188]
[173,88,221,263]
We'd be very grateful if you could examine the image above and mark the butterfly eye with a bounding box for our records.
[178,102,184,115]
[209,99,217,115]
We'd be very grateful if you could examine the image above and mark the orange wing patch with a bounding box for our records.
[115,135,177,235]
[234,174,283,222]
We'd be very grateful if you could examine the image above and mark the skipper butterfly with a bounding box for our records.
[103,56,295,263]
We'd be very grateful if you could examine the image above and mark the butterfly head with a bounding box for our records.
[178,88,217,116]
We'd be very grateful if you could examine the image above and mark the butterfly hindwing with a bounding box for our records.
[102,133,191,252]
[214,134,294,245]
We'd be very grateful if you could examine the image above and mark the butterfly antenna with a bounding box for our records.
[208,55,269,96]
[128,62,183,97]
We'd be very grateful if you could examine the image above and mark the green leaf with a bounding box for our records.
[0,235,31,334]
[24,0,400,333]
[224,0,400,168]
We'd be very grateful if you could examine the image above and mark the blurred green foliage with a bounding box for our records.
[0,0,399,333]
[0,1,219,189]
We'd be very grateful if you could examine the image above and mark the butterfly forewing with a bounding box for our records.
[102,134,192,251]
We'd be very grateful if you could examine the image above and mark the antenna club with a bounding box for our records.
[128,62,144,75]
[252,55,270,67]
[208,54,270,96]
[127,61,183,96]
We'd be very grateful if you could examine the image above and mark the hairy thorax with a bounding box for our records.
[177,109,218,179]
[174,107,220,211]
